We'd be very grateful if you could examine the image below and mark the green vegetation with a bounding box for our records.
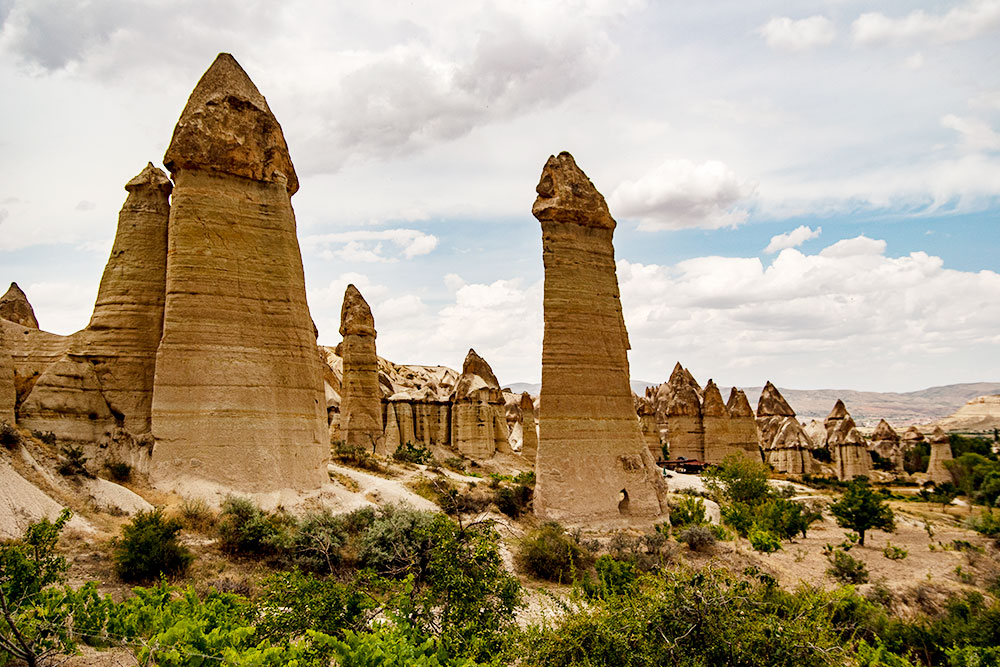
[112,509,193,583]
[515,522,593,583]
[393,441,433,465]
[102,460,132,483]
[829,477,895,546]
[56,445,91,477]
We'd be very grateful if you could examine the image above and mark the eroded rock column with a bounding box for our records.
[533,152,665,522]
[450,348,507,460]
[339,285,384,455]
[150,54,327,492]
[0,327,14,423]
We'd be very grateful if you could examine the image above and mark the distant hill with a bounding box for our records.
[502,380,1000,428]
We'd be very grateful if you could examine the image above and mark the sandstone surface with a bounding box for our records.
[150,53,327,493]
[0,283,39,329]
[869,419,904,471]
[925,426,954,485]
[931,394,1000,433]
[756,382,817,474]
[725,387,762,461]
[450,349,508,459]
[532,152,665,522]
[71,163,171,434]
[520,391,538,461]
[0,326,14,423]
[824,400,872,480]
[338,285,384,455]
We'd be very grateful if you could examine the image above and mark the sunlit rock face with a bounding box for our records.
[339,285,384,455]
[757,381,815,475]
[450,348,508,460]
[824,400,872,480]
[0,283,39,330]
[532,151,665,523]
[150,53,327,493]
[925,426,954,485]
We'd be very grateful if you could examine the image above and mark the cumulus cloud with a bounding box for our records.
[616,236,1000,389]
[852,0,1000,46]
[764,225,821,254]
[758,15,836,51]
[609,159,756,230]
[0,0,632,171]
[942,114,1000,152]
[305,228,438,263]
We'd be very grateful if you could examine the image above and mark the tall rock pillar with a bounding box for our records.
[926,426,954,485]
[73,163,171,434]
[339,285,384,455]
[150,53,327,492]
[0,326,14,424]
[519,392,538,462]
[533,152,665,522]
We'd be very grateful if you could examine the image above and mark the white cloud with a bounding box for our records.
[764,225,821,254]
[617,236,1000,389]
[609,159,756,230]
[941,114,1000,152]
[852,0,1000,46]
[758,15,836,51]
[904,52,925,69]
[305,228,438,263]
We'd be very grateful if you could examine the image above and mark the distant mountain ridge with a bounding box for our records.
[502,381,1000,428]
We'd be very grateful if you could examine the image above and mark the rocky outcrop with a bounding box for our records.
[925,426,954,485]
[0,283,39,329]
[663,367,704,461]
[71,163,171,435]
[726,387,762,461]
[0,326,15,423]
[150,54,327,493]
[701,380,731,462]
[532,152,665,522]
[757,381,816,474]
[450,349,508,459]
[635,394,661,459]
[338,285,384,455]
[824,400,872,480]
[869,419,903,471]
[520,391,538,461]
[932,394,1000,433]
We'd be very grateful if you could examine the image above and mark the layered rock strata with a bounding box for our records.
[338,285,384,455]
[925,426,954,485]
[519,391,538,461]
[532,152,665,522]
[0,327,14,423]
[450,349,508,459]
[0,283,39,329]
[150,53,327,492]
[823,400,872,480]
[726,387,762,461]
[71,163,171,434]
[869,419,903,471]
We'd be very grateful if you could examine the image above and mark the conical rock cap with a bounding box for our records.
[532,152,615,229]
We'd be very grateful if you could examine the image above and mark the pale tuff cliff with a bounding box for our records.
[532,152,665,522]
[0,283,39,329]
[756,381,816,475]
[150,54,327,492]
[338,285,384,455]
[823,399,872,480]
[925,426,954,485]
[450,349,509,459]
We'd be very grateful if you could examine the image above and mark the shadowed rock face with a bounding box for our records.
[72,163,171,434]
[757,381,795,417]
[0,283,39,329]
[532,152,665,523]
[151,53,327,493]
[519,391,538,461]
[871,419,899,442]
[339,285,384,455]
[869,418,904,471]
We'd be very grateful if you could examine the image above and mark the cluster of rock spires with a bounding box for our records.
[0,52,965,520]
[638,363,758,464]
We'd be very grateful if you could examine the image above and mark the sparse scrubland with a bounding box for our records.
[3,447,1000,666]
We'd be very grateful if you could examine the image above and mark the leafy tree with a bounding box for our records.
[0,509,73,667]
[829,478,895,546]
[113,509,193,583]
[515,522,593,584]
[704,454,772,506]
[668,496,706,530]
[255,569,372,642]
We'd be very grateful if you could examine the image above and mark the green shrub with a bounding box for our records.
[967,509,1000,537]
[882,542,908,561]
[358,505,437,577]
[331,441,386,472]
[704,454,772,506]
[217,496,285,558]
[825,547,869,584]
[292,509,346,574]
[442,456,466,472]
[177,496,216,532]
[393,441,432,465]
[255,569,371,641]
[112,509,192,583]
[748,526,782,553]
[31,429,56,445]
[57,444,92,477]
[103,460,132,483]
[515,522,593,583]
[0,422,20,450]
[677,524,715,552]
[494,483,533,518]
[668,496,706,530]
[583,555,638,599]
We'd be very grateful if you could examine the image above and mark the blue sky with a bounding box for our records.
[1,0,998,393]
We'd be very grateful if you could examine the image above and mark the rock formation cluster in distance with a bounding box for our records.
[531,152,665,523]
[756,381,817,475]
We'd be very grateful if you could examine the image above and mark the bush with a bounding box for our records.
[177,496,216,532]
[113,509,193,583]
[57,444,92,477]
[292,509,346,574]
[358,505,437,577]
[255,569,372,641]
[668,496,706,530]
[882,542,908,561]
[677,524,716,552]
[967,509,1000,537]
[217,496,285,558]
[826,547,869,584]
[0,422,20,450]
[583,555,638,599]
[748,526,782,553]
[704,454,773,506]
[103,460,132,483]
[393,441,432,465]
[515,522,594,583]
[442,456,466,472]
[494,483,533,518]
[331,441,385,473]
[31,429,56,445]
